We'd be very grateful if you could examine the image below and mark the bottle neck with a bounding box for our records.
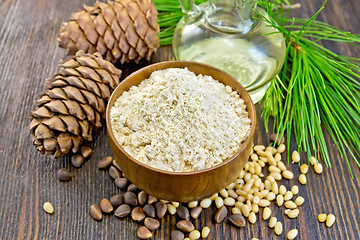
[206,0,257,33]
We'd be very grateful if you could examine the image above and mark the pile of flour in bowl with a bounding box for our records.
[110,68,251,172]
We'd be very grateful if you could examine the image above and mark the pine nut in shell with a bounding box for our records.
[326,214,336,227]
[287,229,298,240]
[171,230,184,240]
[176,220,195,232]
[190,206,202,219]
[214,206,228,223]
[137,226,152,239]
[144,217,160,231]
[114,204,131,218]
[90,204,102,221]
[131,207,145,222]
[229,214,246,227]
[274,222,283,235]
[100,198,113,213]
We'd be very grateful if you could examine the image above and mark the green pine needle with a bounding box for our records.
[154,0,360,176]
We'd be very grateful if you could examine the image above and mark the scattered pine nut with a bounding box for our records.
[188,201,198,208]
[287,209,300,218]
[279,185,287,195]
[224,197,235,206]
[248,212,256,224]
[274,222,283,235]
[292,151,300,163]
[284,201,297,209]
[167,204,176,215]
[284,191,293,201]
[219,189,229,198]
[189,230,201,240]
[318,214,327,223]
[326,214,336,227]
[43,202,54,214]
[314,163,323,174]
[299,174,307,185]
[276,195,284,207]
[200,198,212,208]
[232,207,241,215]
[202,226,210,238]
[291,185,299,195]
[277,144,286,153]
[287,229,299,240]
[269,217,277,228]
[263,207,271,220]
[215,197,224,208]
[300,164,309,174]
[295,196,305,206]
[282,170,294,180]
[309,156,317,165]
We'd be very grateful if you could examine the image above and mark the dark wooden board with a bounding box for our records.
[0,0,359,239]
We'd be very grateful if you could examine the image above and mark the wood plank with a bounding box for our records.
[0,0,359,239]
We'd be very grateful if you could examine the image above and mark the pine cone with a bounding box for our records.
[58,0,160,64]
[30,50,122,158]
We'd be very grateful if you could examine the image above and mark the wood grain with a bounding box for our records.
[0,0,359,239]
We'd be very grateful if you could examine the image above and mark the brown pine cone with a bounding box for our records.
[30,50,122,158]
[58,0,160,64]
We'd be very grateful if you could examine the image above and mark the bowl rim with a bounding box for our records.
[106,61,256,176]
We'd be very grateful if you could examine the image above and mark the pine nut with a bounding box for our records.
[232,207,241,214]
[266,152,276,165]
[265,180,272,191]
[266,192,276,201]
[240,204,250,217]
[239,170,246,179]
[299,174,307,184]
[277,161,286,171]
[271,182,279,195]
[224,197,235,206]
[258,199,270,207]
[202,227,210,238]
[270,172,282,180]
[235,201,244,209]
[287,229,298,240]
[326,214,336,227]
[43,202,54,214]
[251,203,259,213]
[172,202,179,208]
[228,189,238,199]
[226,182,236,190]
[200,198,212,208]
[209,193,218,201]
[284,191,293,201]
[269,217,277,228]
[300,164,309,174]
[284,201,297,209]
[279,185,287,195]
[248,212,256,224]
[318,213,327,222]
[251,154,259,161]
[263,207,271,220]
[237,196,246,202]
[189,230,201,240]
[292,151,300,163]
[188,201,198,208]
[220,189,229,198]
[215,197,224,208]
[269,166,281,173]
[282,170,294,180]
[167,204,176,215]
[254,145,265,152]
[291,185,299,195]
[314,163,323,174]
[253,196,260,204]
[274,222,283,235]
[287,209,300,218]
[276,195,284,206]
[277,144,286,153]
[295,196,305,206]
[309,156,317,165]
[274,153,282,162]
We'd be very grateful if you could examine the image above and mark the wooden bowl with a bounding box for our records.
[106,61,256,202]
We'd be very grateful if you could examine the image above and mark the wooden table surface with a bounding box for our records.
[0,0,359,239]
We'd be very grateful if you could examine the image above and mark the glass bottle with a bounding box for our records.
[172,0,286,103]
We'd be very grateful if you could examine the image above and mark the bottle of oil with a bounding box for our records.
[172,0,286,103]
